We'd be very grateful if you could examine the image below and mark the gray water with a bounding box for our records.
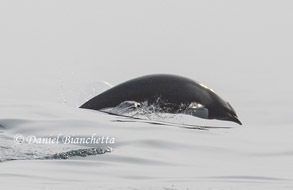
[0,1,293,189]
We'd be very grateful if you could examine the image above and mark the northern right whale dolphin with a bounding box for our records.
[80,74,242,125]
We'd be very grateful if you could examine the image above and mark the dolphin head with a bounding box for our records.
[208,101,242,125]
[188,82,242,125]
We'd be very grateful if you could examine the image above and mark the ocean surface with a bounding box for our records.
[0,81,292,190]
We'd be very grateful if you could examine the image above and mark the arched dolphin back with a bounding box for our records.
[80,74,212,110]
[80,74,242,125]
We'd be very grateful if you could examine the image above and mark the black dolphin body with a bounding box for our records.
[80,74,242,125]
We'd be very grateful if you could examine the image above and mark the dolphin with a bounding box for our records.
[80,74,242,125]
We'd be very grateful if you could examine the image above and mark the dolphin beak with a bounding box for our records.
[231,115,242,125]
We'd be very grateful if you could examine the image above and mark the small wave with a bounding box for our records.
[43,146,113,160]
[0,140,113,162]
[198,175,291,184]
[0,123,5,133]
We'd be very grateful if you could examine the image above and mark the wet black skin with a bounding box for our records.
[80,74,242,125]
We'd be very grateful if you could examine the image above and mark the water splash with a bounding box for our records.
[101,100,191,123]
[59,78,67,104]
[77,81,113,107]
